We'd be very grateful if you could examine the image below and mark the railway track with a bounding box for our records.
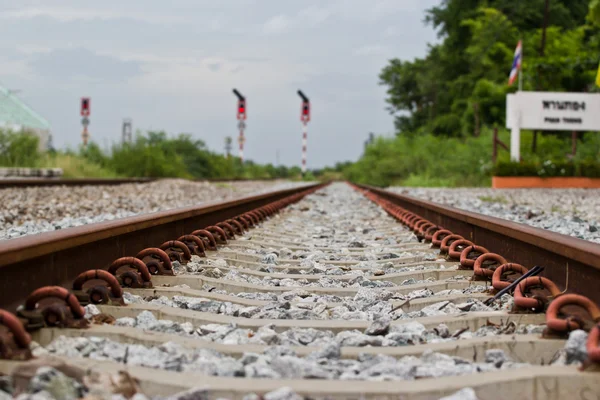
[0,177,281,188]
[0,182,599,399]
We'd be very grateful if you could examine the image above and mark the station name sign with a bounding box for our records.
[506,92,600,131]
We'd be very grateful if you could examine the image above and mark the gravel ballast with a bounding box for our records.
[3,183,589,399]
[37,335,532,381]
[0,179,301,241]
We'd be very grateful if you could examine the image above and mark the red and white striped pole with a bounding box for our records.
[301,121,307,173]
[297,90,310,175]
[238,127,245,162]
[80,97,91,148]
[233,89,246,162]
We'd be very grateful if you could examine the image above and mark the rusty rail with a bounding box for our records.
[0,178,156,187]
[0,183,323,311]
[355,184,600,305]
[0,177,286,188]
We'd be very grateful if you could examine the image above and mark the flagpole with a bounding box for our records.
[518,38,523,92]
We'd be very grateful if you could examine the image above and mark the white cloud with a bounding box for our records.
[384,26,398,37]
[298,6,331,25]
[321,0,438,23]
[0,58,32,78]
[369,0,421,20]
[261,6,330,35]
[353,44,389,56]
[262,15,291,34]
[0,6,182,24]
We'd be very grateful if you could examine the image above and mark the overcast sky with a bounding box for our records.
[0,0,440,168]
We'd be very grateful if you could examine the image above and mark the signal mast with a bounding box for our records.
[80,97,91,148]
[232,89,246,162]
[297,90,310,174]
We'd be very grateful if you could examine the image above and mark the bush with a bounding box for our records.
[431,114,463,137]
[1,130,302,180]
[344,129,495,187]
[493,160,600,178]
[579,161,600,178]
[345,126,600,187]
[40,153,117,178]
[492,160,538,177]
[0,129,40,167]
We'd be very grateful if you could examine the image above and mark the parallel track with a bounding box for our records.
[0,182,599,399]
[0,177,279,188]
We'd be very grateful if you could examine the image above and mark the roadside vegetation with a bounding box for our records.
[345,0,600,187]
[0,129,307,180]
[345,128,600,187]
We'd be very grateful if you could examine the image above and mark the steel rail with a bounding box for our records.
[0,177,282,188]
[0,178,156,187]
[356,184,600,305]
[0,182,323,311]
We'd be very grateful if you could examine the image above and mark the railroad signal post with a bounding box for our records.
[122,118,132,144]
[297,90,310,175]
[80,97,91,148]
[233,89,247,162]
[225,136,232,158]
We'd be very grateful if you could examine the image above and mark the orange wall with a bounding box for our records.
[492,176,600,188]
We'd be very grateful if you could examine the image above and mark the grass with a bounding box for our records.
[38,154,118,178]
[213,182,234,189]
[478,195,508,204]
[399,174,456,187]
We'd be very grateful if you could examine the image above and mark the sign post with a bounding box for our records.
[80,97,90,148]
[225,136,232,158]
[506,92,600,161]
[122,118,132,144]
[297,90,310,175]
[233,89,246,162]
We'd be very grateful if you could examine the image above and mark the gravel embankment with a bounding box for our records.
[389,187,600,243]
[0,179,301,241]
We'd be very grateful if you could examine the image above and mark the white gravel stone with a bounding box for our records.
[565,329,588,365]
[84,304,101,319]
[165,387,209,400]
[439,388,479,400]
[28,367,85,400]
[43,335,533,382]
[0,180,304,241]
[263,387,303,400]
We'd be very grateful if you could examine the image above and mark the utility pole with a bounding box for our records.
[533,0,550,154]
[225,136,232,158]
[80,98,90,148]
[297,90,310,175]
[122,118,132,144]
[364,132,375,151]
[232,89,246,162]
[47,133,55,152]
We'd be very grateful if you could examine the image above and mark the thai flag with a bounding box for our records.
[508,40,522,86]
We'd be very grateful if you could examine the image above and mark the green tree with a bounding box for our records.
[590,0,600,24]
[380,0,597,136]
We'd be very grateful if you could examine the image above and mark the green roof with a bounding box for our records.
[0,84,50,130]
